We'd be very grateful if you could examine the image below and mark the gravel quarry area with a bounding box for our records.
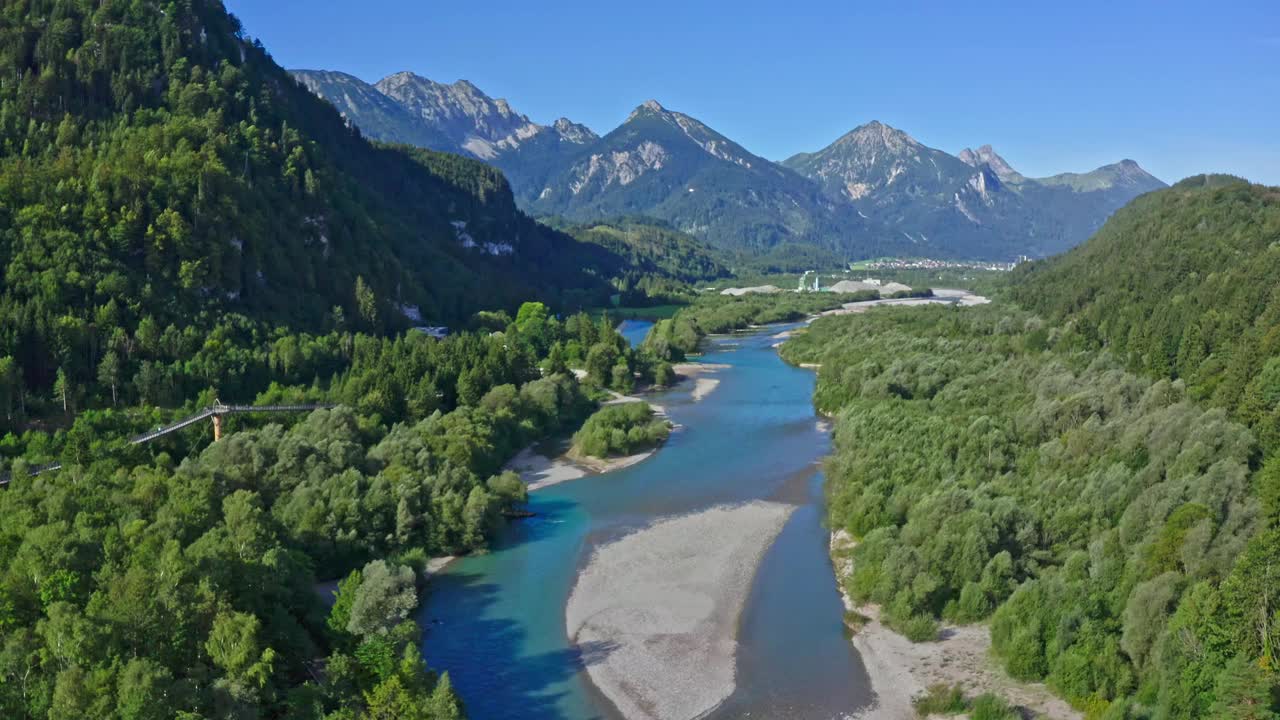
[718,285,782,296]
[566,501,796,720]
[812,288,991,319]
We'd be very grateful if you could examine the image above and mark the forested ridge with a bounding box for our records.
[0,0,644,419]
[785,306,1276,717]
[1009,175,1280,455]
[783,178,1280,718]
[549,219,728,281]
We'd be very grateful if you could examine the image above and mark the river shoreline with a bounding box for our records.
[504,359,726,494]
[503,413,666,492]
[417,321,864,719]
[829,530,1081,720]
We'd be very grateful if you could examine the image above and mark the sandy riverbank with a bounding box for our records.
[569,449,660,475]
[671,362,731,374]
[672,362,729,403]
[830,531,1081,720]
[505,440,661,492]
[506,383,673,492]
[567,501,796,720]
[504,443,588,491]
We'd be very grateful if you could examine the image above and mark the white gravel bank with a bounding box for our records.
[567,501,795,720]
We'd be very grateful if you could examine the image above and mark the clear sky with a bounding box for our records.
[226,0,1278,185]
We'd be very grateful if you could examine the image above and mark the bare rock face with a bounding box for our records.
[527,98,871,256]
[785,120,978,209]
[569,141,671,194]
[294,68,1169,261]
[958,144,1026,184]
[375,72,543,159]
[784,120,1166,257]
[552,117,598,145]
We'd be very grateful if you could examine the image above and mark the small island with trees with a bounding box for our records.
[570,402,672,461]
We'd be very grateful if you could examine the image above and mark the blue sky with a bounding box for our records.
[227,0,1278,185]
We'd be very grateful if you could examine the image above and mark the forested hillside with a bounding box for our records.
[1010,175,1280,453]
[0,2,690,717]
[781,177,1280,717]
[556,220,728,284]
[0,0,624,413]
[0,301,670,718]
[784,306,1277,718]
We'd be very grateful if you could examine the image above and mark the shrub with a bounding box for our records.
[913,683,968,715]
[900,614,940,643]
[842,609,871,636]
[970,693,1020,720]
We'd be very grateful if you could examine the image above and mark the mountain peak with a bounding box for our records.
[552,117,598,144]
[959,145,1024,183]
[1037,159,1165,192]
[379,70,425,86]
[837,121,919,152]
[626,99,673,123]
[371,72,538,160]
[1104,159,1161,184]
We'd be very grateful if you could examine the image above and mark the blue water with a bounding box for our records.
[419,325,871,719]
[617,319,654,348]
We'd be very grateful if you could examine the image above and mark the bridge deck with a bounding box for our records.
[1,403,335,485]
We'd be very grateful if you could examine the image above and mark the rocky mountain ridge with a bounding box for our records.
[292,69,1166,261]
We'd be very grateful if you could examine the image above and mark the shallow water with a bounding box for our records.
[418,325,871,719]
[616,319,654,348]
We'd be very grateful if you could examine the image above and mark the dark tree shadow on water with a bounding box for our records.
[493,496,579,550]
[419,497,616,720]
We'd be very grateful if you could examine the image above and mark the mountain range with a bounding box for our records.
[292,69,1167,262]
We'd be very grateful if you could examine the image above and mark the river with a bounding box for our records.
[418,320,871,719]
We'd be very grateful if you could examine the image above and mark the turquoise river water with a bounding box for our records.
[418,320,872,719]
